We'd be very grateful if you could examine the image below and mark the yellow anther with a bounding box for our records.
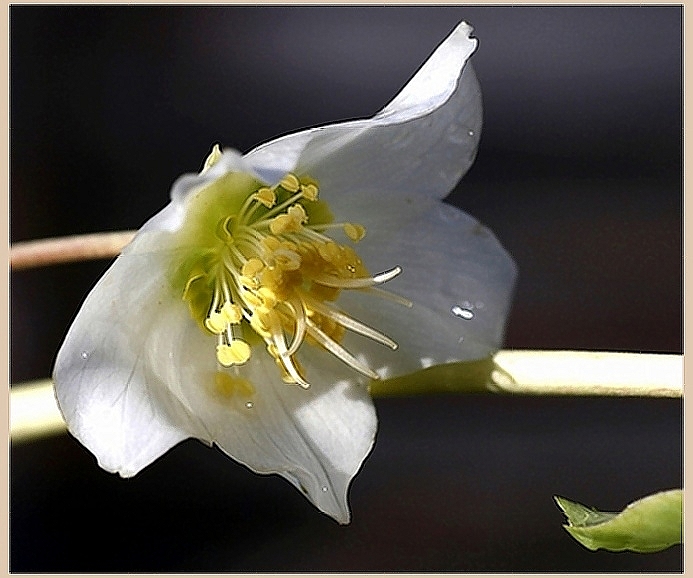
[260,267,282,289]
[272,249,301,271]
[201,143,222,174]
[269,214,292,235]
[271,204,307,234]
[301,183,319,201]
[239,276,259,290]
[269,206,306,234]
[221,301,243,324]
[254,187,277,208]
[344,223,366,242]
[216,340,251,366]
[279,173,301,193]
[242,258,265,278]
[257,287,278,309]
[205,311,227,334]
[242,290,264,308]
[279,239,299,251]
[206,301,242,334]
[318,241,341,263]
[262,236,282,252]
[287,204,307,224]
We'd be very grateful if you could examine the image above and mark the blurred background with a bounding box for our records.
[10,6,682,572]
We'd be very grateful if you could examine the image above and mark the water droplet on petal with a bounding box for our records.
[321,486,328,493]
[245,401,254,409]
[80,351,88,359]
[451,305,474,320]
[468,129,475,137]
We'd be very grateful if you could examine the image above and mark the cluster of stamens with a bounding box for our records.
[183,172,406,388]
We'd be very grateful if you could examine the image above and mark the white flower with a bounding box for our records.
[53,21,516,524]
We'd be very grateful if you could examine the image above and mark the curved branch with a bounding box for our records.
[10,231,137,271]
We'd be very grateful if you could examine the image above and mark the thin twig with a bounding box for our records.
[10,231,137,270]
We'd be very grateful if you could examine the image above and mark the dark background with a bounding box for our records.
[10,6,682,572]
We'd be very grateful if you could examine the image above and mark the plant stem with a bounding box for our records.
[10,231,137,270]
[370,350,682,398]
[11,351,682,442]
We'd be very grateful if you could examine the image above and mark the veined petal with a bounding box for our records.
[336,201,517,376]
[145,299,376,524]
[244,22,481,208]
[53,233,211,476]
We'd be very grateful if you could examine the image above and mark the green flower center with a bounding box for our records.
[172,163,405,388]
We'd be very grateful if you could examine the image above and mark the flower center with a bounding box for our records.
[174,167,406,388]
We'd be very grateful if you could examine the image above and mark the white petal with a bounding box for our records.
[140,149,263,234]
[146,301,376,524]
[53,233,210,476]
[336,201,517,377]
[244,22,481,206]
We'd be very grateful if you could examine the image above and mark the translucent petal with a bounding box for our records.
[53,233,211,477]
[146,300,376,524]
[244,22,481,211]
[336,201,517,377]
[140,149,261,234]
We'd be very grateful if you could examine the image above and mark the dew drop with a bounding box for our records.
[321,486,328,493]
[245,401,254,409]
[468,129,475,137]
[80,351,89,359]
[451,305,474,320]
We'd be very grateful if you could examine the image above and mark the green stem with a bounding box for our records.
[370,350,682,398]
[11,350,682,443]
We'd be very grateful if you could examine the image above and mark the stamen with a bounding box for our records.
[285,296,308,356]
[361,286,414,308]
[254,187,277,208]
[312,266,403,289]
[201,144,222,173]
[303,295,398,350]
[343,223,366,242]
[301,183,319,201]
[241,258,265,278]
[181,169,405,389]
[271,248,301,271]
[256,286,278,310]
[216,340,251,366]
[205,311,227,334]
[305,318,380,380]
[279,173,301,193]
[220,301,243,324]
[373,266,403,284]
[266,312,311,388]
